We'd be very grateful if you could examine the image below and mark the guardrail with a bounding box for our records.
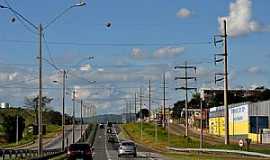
[0,124,97,160]
[168,147,270,158]
[0,148,62,160]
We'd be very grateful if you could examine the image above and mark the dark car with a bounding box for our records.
[99,123,105,129]
[107,128,112,134]
[107,132,118,143]
[107,121,113,127]
[67,143,93,160]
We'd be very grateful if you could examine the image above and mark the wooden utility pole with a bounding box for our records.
[214,20,229,145]
[140,88,143,140]
[149,80,152,116]
[134,92,137,122]
[162,73,168,128]
[223,20,229,145]
[200,99,203,148]
[175,61,197,137]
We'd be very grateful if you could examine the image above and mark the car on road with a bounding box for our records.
[107,127,112,134]
[107,133,118,143]
[67,143,93,160]
[99,123,105,129]
[118,140,137,157]
[107,121,113,127]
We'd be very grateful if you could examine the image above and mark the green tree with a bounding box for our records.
[136,108,150,119]
[2,115,25,142]
[24,96,53,124]
[172,100,185,118]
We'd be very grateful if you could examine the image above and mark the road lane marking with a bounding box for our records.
[104,127,112,160]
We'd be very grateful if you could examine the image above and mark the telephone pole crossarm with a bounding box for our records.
[174,61,197,138]
[175,87,197,91]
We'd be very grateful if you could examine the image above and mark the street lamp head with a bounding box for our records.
[88,56,94,60]
[106,22,112,28]
[53,80,59,83]
[0,4,8,9]
[74,1,86,7]
[88,80,96,84]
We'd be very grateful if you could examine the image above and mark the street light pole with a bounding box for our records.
[16,114,19,145]
[72,90,76,144]
[61,70,66,151]
[80,99,83,139]
[38,24,43,156]
[0,2,86,156]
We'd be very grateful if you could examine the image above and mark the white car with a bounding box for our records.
[118,140,137,157]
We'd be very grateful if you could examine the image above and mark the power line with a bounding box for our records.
[3,0,37,34]
[43,34,57,66]
[0,39,212,47]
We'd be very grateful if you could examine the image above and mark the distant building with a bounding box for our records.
[0,102,10,109]
[200,88,264,102]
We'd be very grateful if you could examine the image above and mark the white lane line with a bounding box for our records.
[104,127,112,160]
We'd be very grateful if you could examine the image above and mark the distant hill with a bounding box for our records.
[80,114,122,124]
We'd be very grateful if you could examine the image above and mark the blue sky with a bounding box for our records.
[0,0,269,116]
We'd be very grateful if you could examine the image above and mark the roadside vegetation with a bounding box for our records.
[121,123,270,156]
[0,107,69,148]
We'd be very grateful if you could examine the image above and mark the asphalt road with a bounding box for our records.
[19,125,87,150]
[45,125,88,150]
[92,125,165,160]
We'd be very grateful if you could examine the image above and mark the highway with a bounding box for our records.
[45,125,88,150]
[18,125,87,150]
[92,125,165,160]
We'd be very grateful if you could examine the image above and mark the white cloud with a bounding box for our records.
[97,68,104,72]
[218,0,269,37]
[154,47,185,59]
[131,48,144,59]
[0,72,18,81]
[74,86,90,99]
[247,66,263,74]
[177,8,192,18]
[130,47,185,60]
[80,64,92,71]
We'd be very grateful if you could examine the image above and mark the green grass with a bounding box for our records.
[0,131,36,148]
[122,123,201,149]
[122,123,270,155]
[0,124,61,148]
[164,152,263,160]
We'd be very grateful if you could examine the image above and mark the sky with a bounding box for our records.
[0,0,269,116]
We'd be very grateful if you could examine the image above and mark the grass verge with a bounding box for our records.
[121,123,270,156]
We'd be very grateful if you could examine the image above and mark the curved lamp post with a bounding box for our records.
[0,1,86,156]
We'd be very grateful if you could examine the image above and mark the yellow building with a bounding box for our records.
[209,101,270,144]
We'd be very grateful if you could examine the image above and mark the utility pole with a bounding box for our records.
[38,24,43,156]
[72,90,75,144]
[16,114,19,145]
[135,92,137,122]
[140,88,143,140]
[0,3,86,156]
[129,100,132,122]
[200,99,203,148]
[126,101,128,123]
[175,61,197,137]
[80,99,83,140]
[148,80,152,117]
[61,70,66,151]
[161,73,168,128]
[214,20,229,145]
